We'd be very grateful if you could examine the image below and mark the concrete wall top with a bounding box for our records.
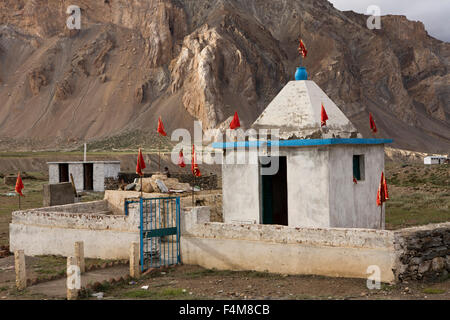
[47,161,120,165]
[11,200,139,232]
[36,200,109,213]
[393,222,450,236]
[183,221,395,250]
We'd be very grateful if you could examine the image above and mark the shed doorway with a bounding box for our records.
[59,164,69,183]
[83,163,94,191]
[260,156,288,226]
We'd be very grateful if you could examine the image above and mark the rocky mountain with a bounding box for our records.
[0,0,448,153]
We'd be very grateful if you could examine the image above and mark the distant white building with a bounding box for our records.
[47,161,120,192]
[424,156,448,165]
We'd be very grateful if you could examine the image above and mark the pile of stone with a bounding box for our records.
[121,174,192,194]
[395,223,450,281]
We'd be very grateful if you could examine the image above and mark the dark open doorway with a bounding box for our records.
[260,156,288,226]
[59,164,69,183]
[83,163,94,191]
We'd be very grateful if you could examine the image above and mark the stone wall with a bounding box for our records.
[394,223,450,281]
[170,173,219,190]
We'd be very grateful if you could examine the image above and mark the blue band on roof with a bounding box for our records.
[212,138,393,149]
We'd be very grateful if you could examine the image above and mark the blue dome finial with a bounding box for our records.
[295,67,308,81]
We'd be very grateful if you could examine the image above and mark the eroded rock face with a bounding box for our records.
[0,0,448,152]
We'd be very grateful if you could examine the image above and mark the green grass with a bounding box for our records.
[422,288,446,294]
[183,268,280,279]
[0,173,46,246]
[385,162,450,230]
[122,288,188,299]
[386,191,450,229]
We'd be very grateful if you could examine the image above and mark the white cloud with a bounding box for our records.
[329,0,450,42]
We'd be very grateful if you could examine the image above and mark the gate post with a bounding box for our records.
[74,241,85,273]
[176,197,181,264]
[14,250,27,290]
[67,256,81,300]
[130,242,140,278]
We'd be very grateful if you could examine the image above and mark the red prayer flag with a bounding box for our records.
[15,172,24,197]
[178,149,186,168]
[377,172,389,206]
[191,145,201,177]
[136,148,146,176]
[321,104,329,127]
[298,39,308,58]
[230,112,241,130]
[369,113,378,134]
[157,117,167,136]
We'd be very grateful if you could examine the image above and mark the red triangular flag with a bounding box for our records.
[157,117,167,136]
[178,149,186,168]
[15,172,24,197]
[321,104,329,127]
[369,113,378,134]
[230,112,241,130]
[191,145,201,177]
[377,172,389,206]
[383,174,389,201]
[136,148,146,176]
[353,177,358,184]
[298,39,308,58]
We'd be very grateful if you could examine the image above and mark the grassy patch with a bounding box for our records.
[422,288,446,294]
[386,192,450,229]
[385,162,450,230]
[380,283,396,292]
[31,255,67,276]
[183,268,278,279]
[183,268,237,278]
[0,174,46,246]
[122,288,187,299]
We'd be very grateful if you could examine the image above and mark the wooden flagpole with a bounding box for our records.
[379,203,383,229]
[192,175,195,207]
[158,136,161,173]
[299,17,302,67]
[17,171,21,210]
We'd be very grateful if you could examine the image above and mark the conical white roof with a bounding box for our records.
[252,80,361,140]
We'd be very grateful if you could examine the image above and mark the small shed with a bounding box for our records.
[213,78,392,230]
[47,161,120,192]
[424,156,448,165]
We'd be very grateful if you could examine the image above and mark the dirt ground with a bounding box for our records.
[1,261,448,300]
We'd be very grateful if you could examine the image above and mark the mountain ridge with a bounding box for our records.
[0,0,448,153]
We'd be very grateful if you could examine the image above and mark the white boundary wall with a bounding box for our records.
[181,207,398,283]
[9,201,139,259]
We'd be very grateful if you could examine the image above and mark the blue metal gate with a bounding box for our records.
[127,197,181,272]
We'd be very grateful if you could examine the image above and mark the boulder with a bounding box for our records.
[431,257,445,271]
[152,174,168,181]
[418,260,431,274]
[142,180,154,193]
[125,183,136,191]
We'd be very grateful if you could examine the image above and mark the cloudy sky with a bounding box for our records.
[329,0,450,42]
